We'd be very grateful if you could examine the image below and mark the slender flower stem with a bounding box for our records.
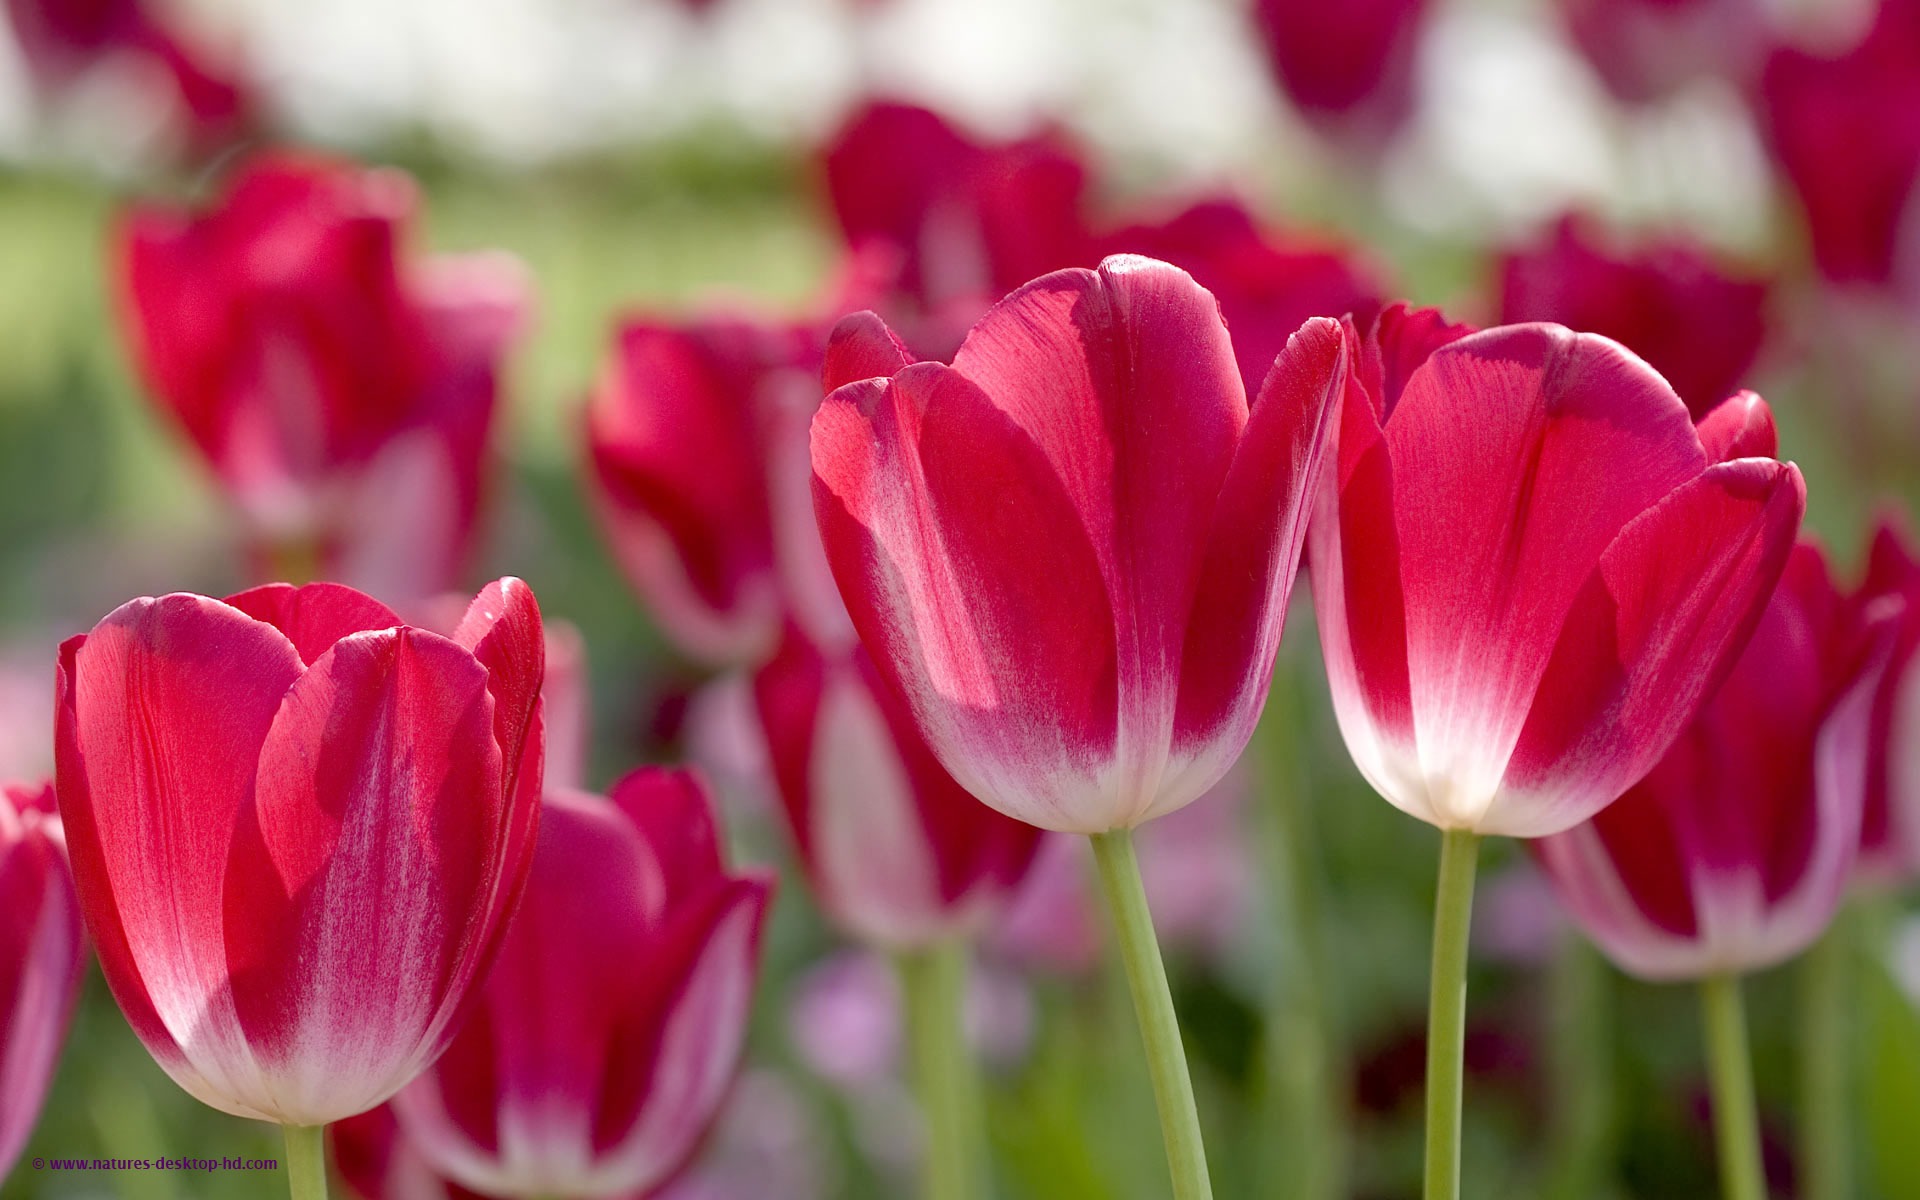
[1799,915,1852,1200]
[1425,828,1481,1200]
[899,938,985,1200]
[1700,973,1768,1200]
[1090,828,1214,1200]
[282,1124,328,1200]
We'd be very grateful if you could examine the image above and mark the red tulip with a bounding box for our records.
[1858,512,1920,878]
[0,782,85,1178]
[1760,0,1920,292]
[1533,543,1886,978]
[55,579,545,1125]
[754,626,1041,946]
[586,312,848,665]
[822,101,1094,322]
[810,255,1340,832]
[1497,215,1770,419]
[390,771,772,1199]
[1101,198,1380,399]
[1308,306,1805,837]
[1557,0,1766,104]
[117,154,530,604]
[1250,0,1430,142]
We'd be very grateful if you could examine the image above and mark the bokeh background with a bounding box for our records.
[3,0,1920,1197]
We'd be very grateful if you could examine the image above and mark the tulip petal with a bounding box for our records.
[227,627,503,1123]
[823,310,914,393]
[1384,324,1708,826]
[1695,390,1777,462]
[813,362,1119,831]
[1495,458,1805,836]
[224,582,402,665]
[0,790,84,1178]
[607,768,723,913]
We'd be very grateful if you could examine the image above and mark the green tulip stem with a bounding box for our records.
[1425,828,1481,1200]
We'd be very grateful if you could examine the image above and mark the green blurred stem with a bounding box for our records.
[1701,973,1768,1200]
[1799,915,1853,1200]
[1090,828,1214,1200]
[282,1124,328,1200]
[1425,828,1481,1200]
[899,939,985,1200]
[1541,933,1615,1200]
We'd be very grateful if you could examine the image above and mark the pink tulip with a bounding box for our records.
[1859,512,1920,879]
[390,770,772,1200]
[754,626,1042,947]
[117,154,530,605]
[332,1106,487,1200]
[1308,306,1805,837]
[55,579,545,1124]
[1534,543,1887,978]
[0,782,85,1179]
[1557,0,1766,104]
[1250,0,1430,143]
[810,255,1340,832]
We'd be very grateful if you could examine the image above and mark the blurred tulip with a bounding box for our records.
[390,770,773,1200]
[585,312,848,665]
[650,1070,829,1200]
[1760,0,1920,294]
[332,1106,488,1200]
[1249,0,1430,144]
[1309,308,1805,838]
[822,101,1094,328]
[0,782,84,1180]
[811,256,1339,833]
[1535,543,1885,979]
[117,154,531,606]
[54,578,545,1125]
[1557,0,1766,104]
[1498,215,1771,419]
[1101,198,1380,400]
[1858,512,1920,878]
[755,626,1041,947]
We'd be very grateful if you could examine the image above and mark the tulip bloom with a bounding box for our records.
[755,627,1042,947]
[1250,0,1429,143]
[1534,543,1881,979]
[1498,215,1770,420]
[0,782,85,1180]
[390,771,772,1200]
[118,154,530,604]
[1859,514,1920,879]
[586,313,847,665]
[1556,0,1765,104]
[55,578,545,1128]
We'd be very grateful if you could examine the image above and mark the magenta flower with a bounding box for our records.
[0,782,85,1179]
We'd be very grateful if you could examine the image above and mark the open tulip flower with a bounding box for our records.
[811,254,1343,1199]
[54,578,545,1196]
[117,154,530,605]
[1304,305,1804,1200]
[0,781,86,1181]
[389,770,772,1200]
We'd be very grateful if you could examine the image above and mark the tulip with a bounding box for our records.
[332,1106,487,1200]
[1498,215,1771,419]
[585,312,848,665]
[1858,513,1920,880]
[1535,542,1886,1200]
[0,781,85,1181]
[1555,0,1765,104]
[1759,0,1920,294]
[812,254,1342,1199]
[1303,306,1804,1200]
[1249,0,1430,145]
[389,770,773,1200]
[55,578,545,1199]
[117,154,530,606]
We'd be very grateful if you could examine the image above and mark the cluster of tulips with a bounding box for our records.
[4,0,1920,1198]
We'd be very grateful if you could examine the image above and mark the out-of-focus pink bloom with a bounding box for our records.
[811,257,1339,833]
[55,579,545,1124]
[585,312,847,665]
[1498,215,1771,419]
[0,782,84,1179]
[1557,0,1767,104]
[822,101,1094,327]
[1761,0,1920,293]
[754,628,1042,947]
[1250,0,1431,144]
[0,651,54,782]
[1101,197,1380,399]
[650,1070,829,1200]
[1535,543,1886,979]
[1308,307,1805,838]
[392,771,772,1200]
[1859,512,1920,878]
[4,0,249,149]
[1472,863,1568,965]
[117,154,531,607]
